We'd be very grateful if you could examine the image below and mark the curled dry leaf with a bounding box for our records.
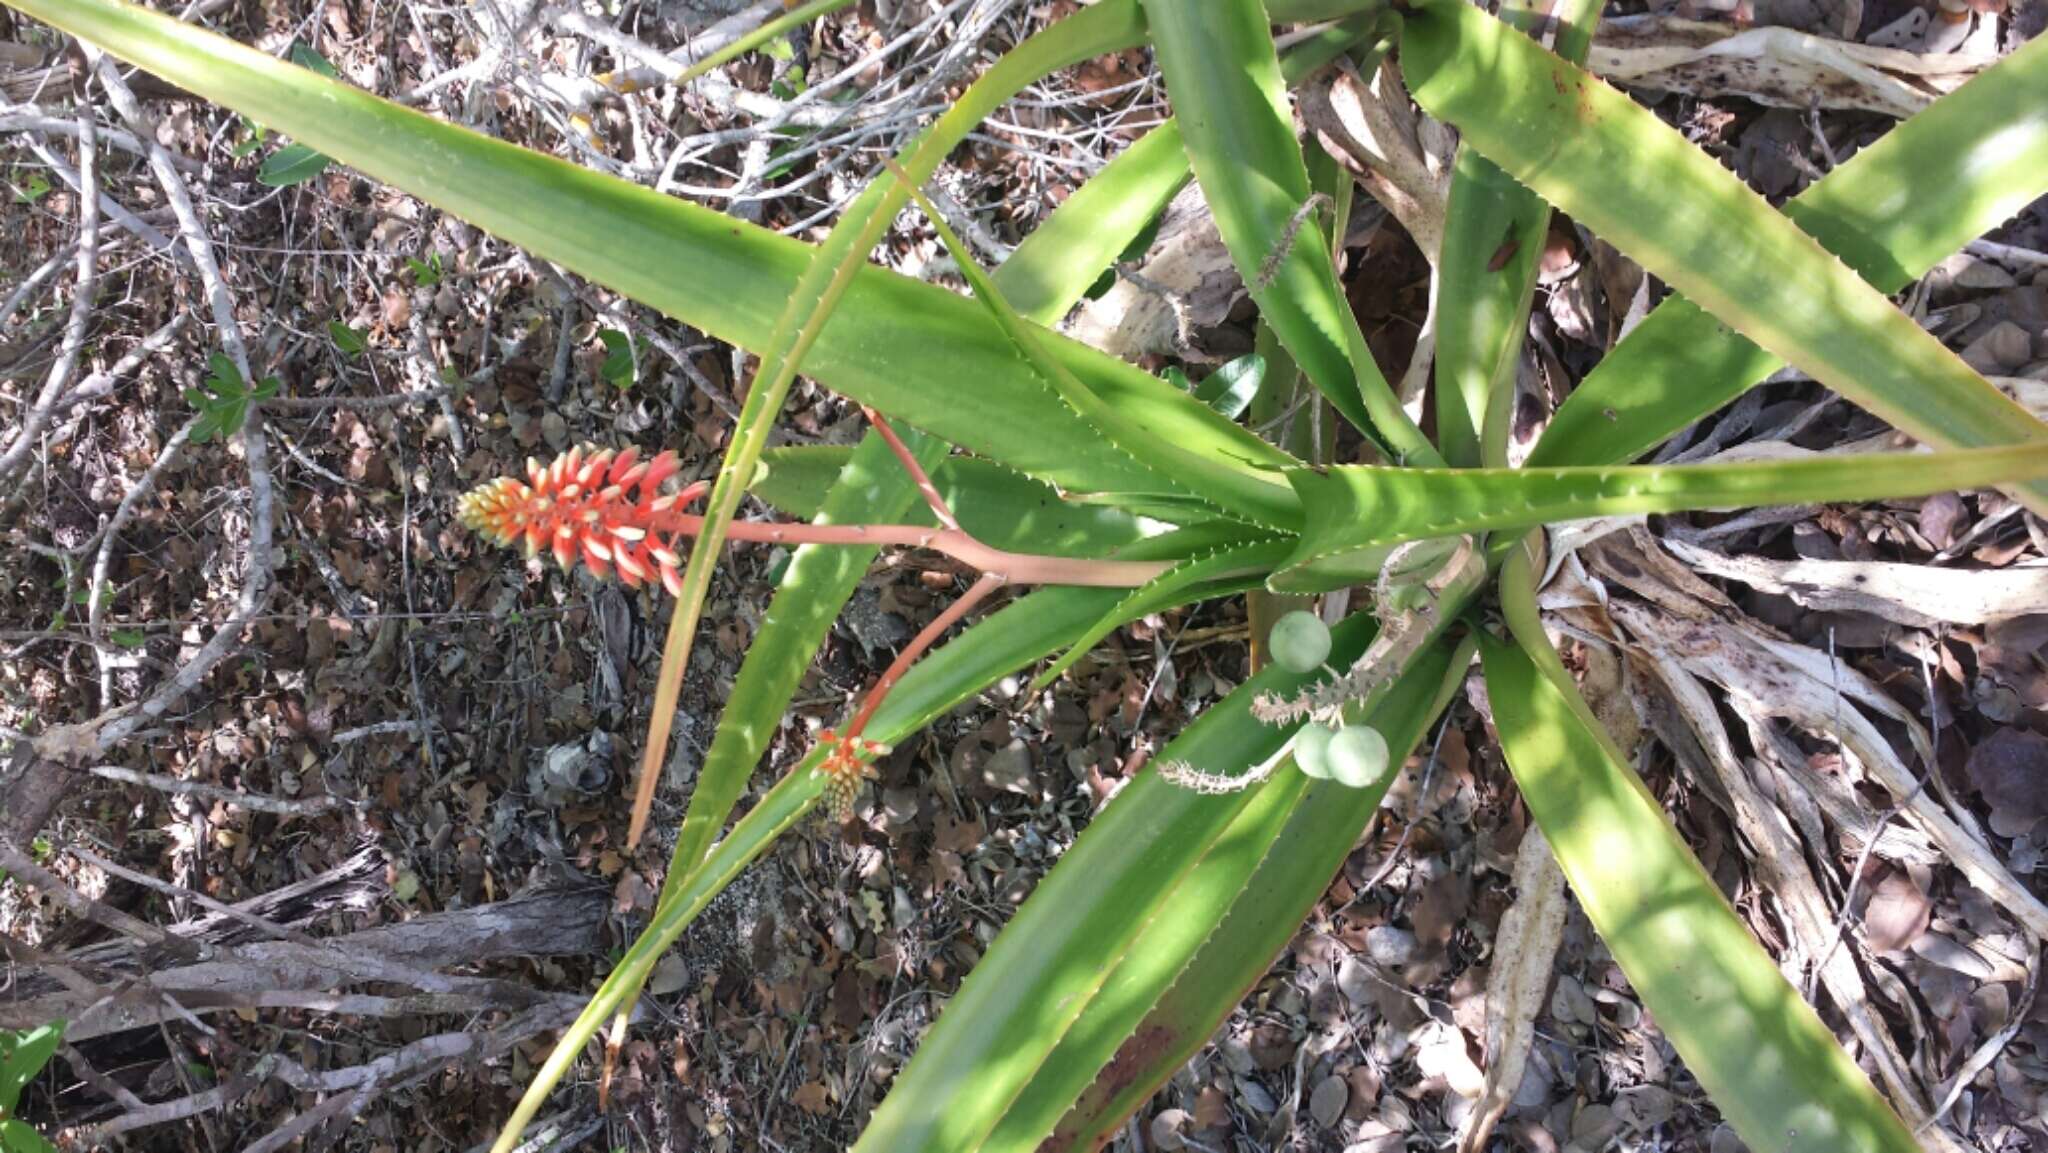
[1458,825,1569,1153]
[1301,60,1453,264]
[1666,538,2048,629]
[1589,15,1992,117]
[1608,594,2048,939]
[1069,183,1243,362]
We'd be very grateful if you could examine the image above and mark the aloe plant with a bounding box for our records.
[18,0,2047,1149]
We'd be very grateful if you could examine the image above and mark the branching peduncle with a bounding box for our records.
[458,425,1167,816]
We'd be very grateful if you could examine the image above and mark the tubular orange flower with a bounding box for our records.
[457,444,701,597]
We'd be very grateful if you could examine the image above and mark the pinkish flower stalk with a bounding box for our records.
[458,442,1167,816]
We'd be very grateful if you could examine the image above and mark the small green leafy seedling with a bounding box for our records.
[597,328,637,389]
[406,251,443,287]
[328,320,366,357]
[184,352,278,443]
[8,171,50,205]
[1268,609,1331,674]
[0,1021,62,1153]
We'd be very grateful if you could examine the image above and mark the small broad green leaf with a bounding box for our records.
[596,328,636,389]
[10,172,50,204]
[184,352,270,442]
[1,1119,58,1153]
[406,252,442,287]
[110,629,146,649]
[288,40,339,78]
[230,114,267,158]
[1482,607,1915,1153]
[327,320,366,356]
[205,351,239,391]
[257,141,330,186]
[1192,352,1264,418]
[0,1022,63,1114]
[255,49,340,185]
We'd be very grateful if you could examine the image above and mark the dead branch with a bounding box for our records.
[0,110,99,490]
[1,886,611,1040]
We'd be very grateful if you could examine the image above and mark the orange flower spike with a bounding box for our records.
[458,444,698,592]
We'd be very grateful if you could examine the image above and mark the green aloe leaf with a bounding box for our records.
[1484,557,1915,1153]
[999,634,1473,1152]
[255,42,337,185]
[851,612,1386,1153]
[999,123,1191,328]
[752,446,1150,557]
[899,169,1302,527]
[1276,445,2048,587]
[1400,0,2048,514]
[1028,534,1294,691]
[661,429,947,888]
[997,16,1375,328]
[12,0,1281,505]
[501,576,1143,1150]
[1534,30,2048,470]
[1433,0,1600,467]
[1141,0,1440,466]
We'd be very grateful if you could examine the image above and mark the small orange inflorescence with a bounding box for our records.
[457,444,704,596]
[816,728,889,819]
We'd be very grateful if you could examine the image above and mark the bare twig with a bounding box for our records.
[85,764,344,816]
[0,241,76,332]
[21,132,179,254]
[0,106,201,171]
[262,383,455,411]
[0,109,99,489]
[69,58,279,761]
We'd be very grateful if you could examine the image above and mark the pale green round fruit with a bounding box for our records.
[1327,726,1390,789]
[1269,610,1332,673]
[1295,723,1337,779]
